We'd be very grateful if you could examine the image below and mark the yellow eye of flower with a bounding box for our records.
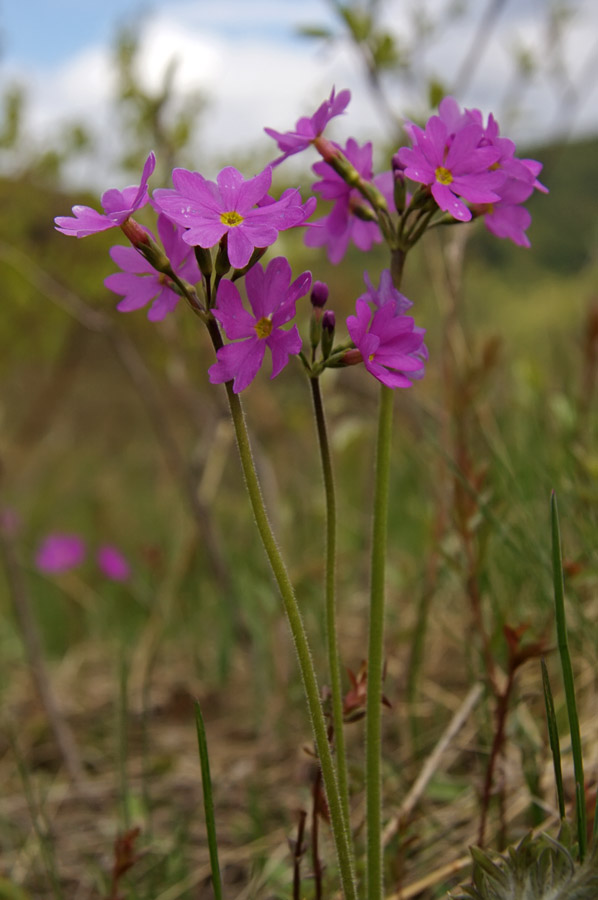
[435,166,453,185]
[220,211,244,227]
[254,317,273,339]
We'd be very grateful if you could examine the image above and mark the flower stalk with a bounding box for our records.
[310,375,352,840]
[365,382,394,900]
[206,316,357,900]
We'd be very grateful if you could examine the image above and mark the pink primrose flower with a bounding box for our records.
[104,214,200,320]
[402,97,547,241]
[345,270,427,389]
[305,138,394,264]
[97,545,131,582]
[264,86,351,166]
[36,533,86,574]
[209,257,311,393]
[153,166,312,269]
[398,117,504,221]
[54,153,156,237]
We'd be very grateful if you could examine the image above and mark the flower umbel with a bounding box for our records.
[54,152,156,237]
[209,257,311,393]
[398,117,503,221]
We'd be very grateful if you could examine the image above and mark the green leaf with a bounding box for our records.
[194,701,223,900]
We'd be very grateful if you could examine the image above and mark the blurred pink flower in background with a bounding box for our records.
[36,533,86,574]
[97,545,131,582]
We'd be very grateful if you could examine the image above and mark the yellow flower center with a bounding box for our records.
[435,166,453,185]
[220,210,244,227]
[254,316,273,339]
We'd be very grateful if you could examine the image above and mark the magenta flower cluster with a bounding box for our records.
[36,533,131,581]
[398,96,547,245]
[54,87,547,394]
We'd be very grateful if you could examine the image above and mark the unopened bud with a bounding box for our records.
[391,153,407,213]
[194,245,213,280]
[342,348,362,366]
[123,223,172,273]
[120,217,151,248]
[215,237,231,277]
[351,203,378,222]
[321,310,335,359]
[310,281,329,308]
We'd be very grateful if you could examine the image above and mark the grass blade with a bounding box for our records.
[551,491,586,859]
[194,701,223,900]
[540,657,565,819]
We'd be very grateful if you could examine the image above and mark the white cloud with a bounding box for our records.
[3,0,598,189]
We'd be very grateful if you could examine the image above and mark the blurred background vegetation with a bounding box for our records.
[1,3,597,898]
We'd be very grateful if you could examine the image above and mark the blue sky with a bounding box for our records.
[1,0,597,187]
[0,0,311,65]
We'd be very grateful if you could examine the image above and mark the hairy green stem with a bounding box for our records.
[222,372,357,900]
[310,376,352,840]
[366,384,394,900]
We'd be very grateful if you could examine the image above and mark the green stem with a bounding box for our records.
[222,376,358,900]
[310,376,352,840]
[366,384,394,900]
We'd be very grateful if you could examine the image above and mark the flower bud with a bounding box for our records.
[310,281,329,308]
[321,310,335,359]
[120,216,151,248]
[194,245,213,280]
[215,237,231,277]
[391,152,407,213]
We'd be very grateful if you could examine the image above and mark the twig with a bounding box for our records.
[382,682,483,846]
